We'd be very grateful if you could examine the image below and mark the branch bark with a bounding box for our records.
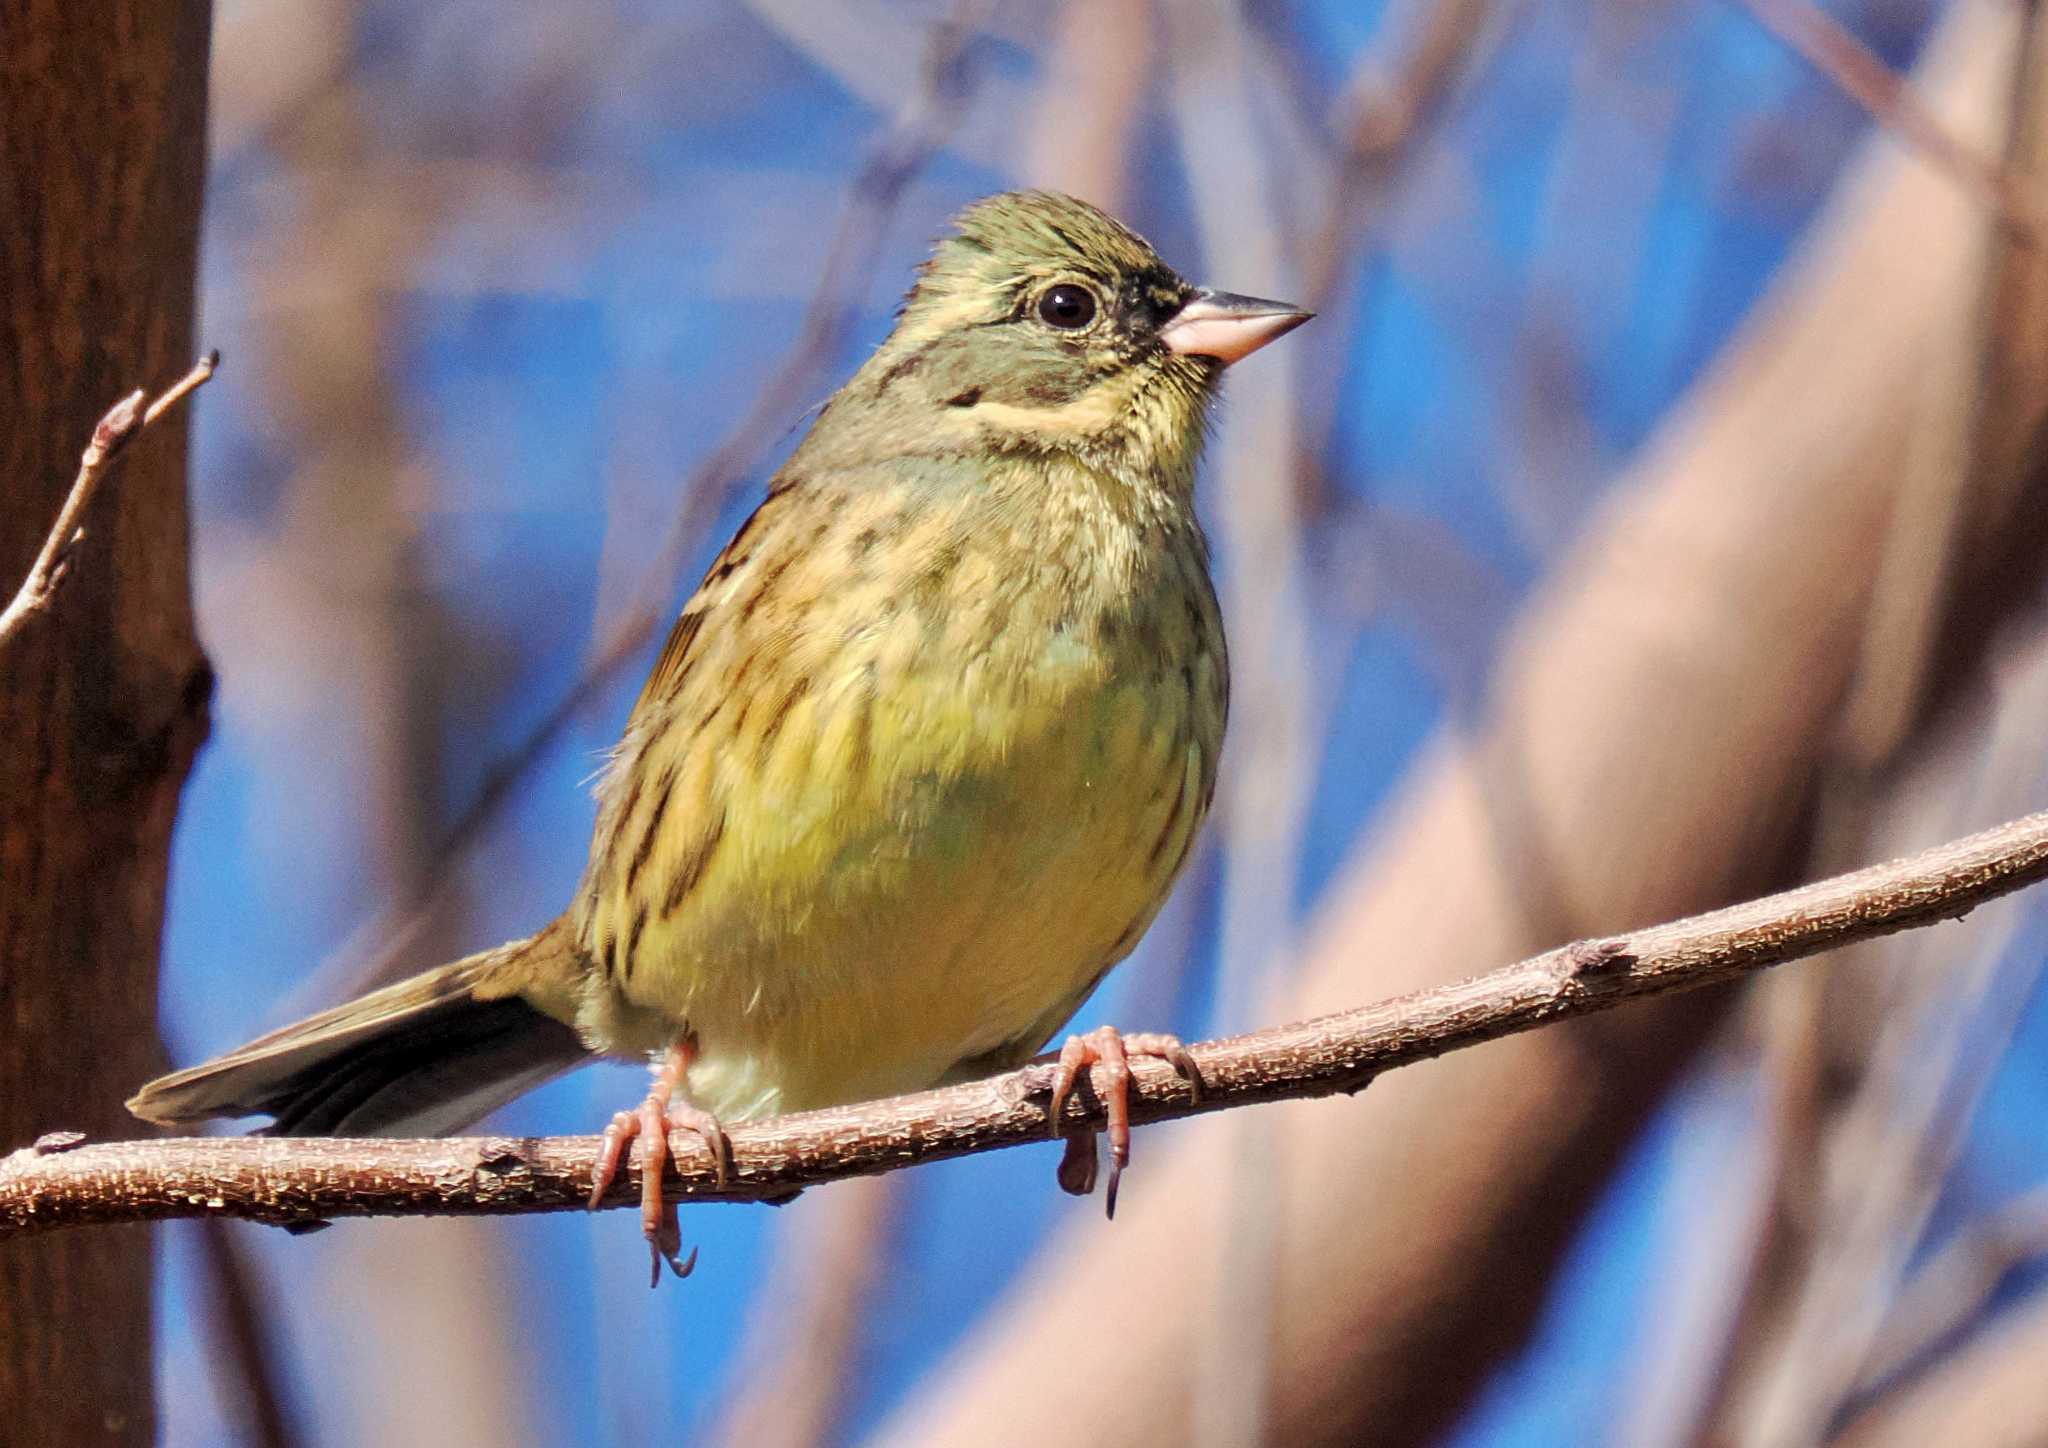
[0,356,215,643]
[8,809,2048,1236]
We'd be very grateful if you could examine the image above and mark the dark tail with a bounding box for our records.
[128,925,592,1137]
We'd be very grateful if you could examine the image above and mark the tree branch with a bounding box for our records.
[7,808,2048,1238]
[0,352,218,645]
[1736,0,2048,245]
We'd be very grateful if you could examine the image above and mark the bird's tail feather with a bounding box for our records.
[128,922,592,1137]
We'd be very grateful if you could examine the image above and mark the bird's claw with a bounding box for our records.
[1046,1026,1200,1219]
[585,1040,729,1287]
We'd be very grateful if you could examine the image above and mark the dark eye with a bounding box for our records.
[1036,284,1097,329]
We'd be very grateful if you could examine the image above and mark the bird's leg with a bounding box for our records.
[1046,1026,1201,1219]
[588,1035,732,1286]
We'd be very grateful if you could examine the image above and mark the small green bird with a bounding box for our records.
[130,190,1309,1279]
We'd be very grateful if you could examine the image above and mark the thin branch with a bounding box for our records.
[0,352,218,644]
[8,810,2048,1238]
[1735,0,2048,245]
[1302,0,1500,306]
[1294,0,1500,528]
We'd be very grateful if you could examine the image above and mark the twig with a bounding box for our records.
[0,353,218,644]
[8,809,2048,1237]
[1735,0,2048,245]
[1302,0,1500,306]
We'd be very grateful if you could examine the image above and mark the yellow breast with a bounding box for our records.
[574,458,1225,1121]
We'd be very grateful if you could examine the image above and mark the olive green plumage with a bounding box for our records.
[129,190,1306,1139]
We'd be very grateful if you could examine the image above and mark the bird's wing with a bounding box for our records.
[628,485,797,719]
[632,602,707,720]
[574,470,875,995]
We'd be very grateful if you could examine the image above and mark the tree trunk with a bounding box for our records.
[0,2,214,1442]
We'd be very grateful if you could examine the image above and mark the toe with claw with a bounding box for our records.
[1046,1026,1201,1218]
[586,1037,731,1286]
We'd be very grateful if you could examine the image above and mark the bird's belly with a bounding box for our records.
[596,647,1210,1122]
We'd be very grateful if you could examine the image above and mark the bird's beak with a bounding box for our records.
[1159,289,1312,365]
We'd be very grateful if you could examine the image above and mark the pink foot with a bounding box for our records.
[587,1038,731,1286]
[1047,1026,1201,1218]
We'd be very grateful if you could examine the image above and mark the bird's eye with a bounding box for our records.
[1036,284,1097,329]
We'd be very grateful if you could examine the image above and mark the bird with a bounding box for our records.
[129,189,1311,1282]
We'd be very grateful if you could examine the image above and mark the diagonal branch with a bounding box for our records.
[7,808,2048,1239]
[1736,0,2048,244]
[0,353,218,645]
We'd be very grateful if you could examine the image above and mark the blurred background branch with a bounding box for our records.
[1737,0,2048,241]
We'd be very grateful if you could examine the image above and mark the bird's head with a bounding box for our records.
[820,190,1309,483]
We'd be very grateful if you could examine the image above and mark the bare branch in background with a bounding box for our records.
[1930,6,2048,694]
[704,1177,901,1448]
[1650,27,2018,1437]
[1162,3,1320,1438]
[1854,1185,2048,1396]
[193,1218,303,1448]
[1831,1289,2048,1448]
[1737,631,2048,1448]
[1019,0,1153,205]
[198,26,558,1439]
[1633,9,2048,1444]
[1294,0,1501,532]
[12,810,2048,1236]
[1301,0,1500,306]
[1736,0,2048,244]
